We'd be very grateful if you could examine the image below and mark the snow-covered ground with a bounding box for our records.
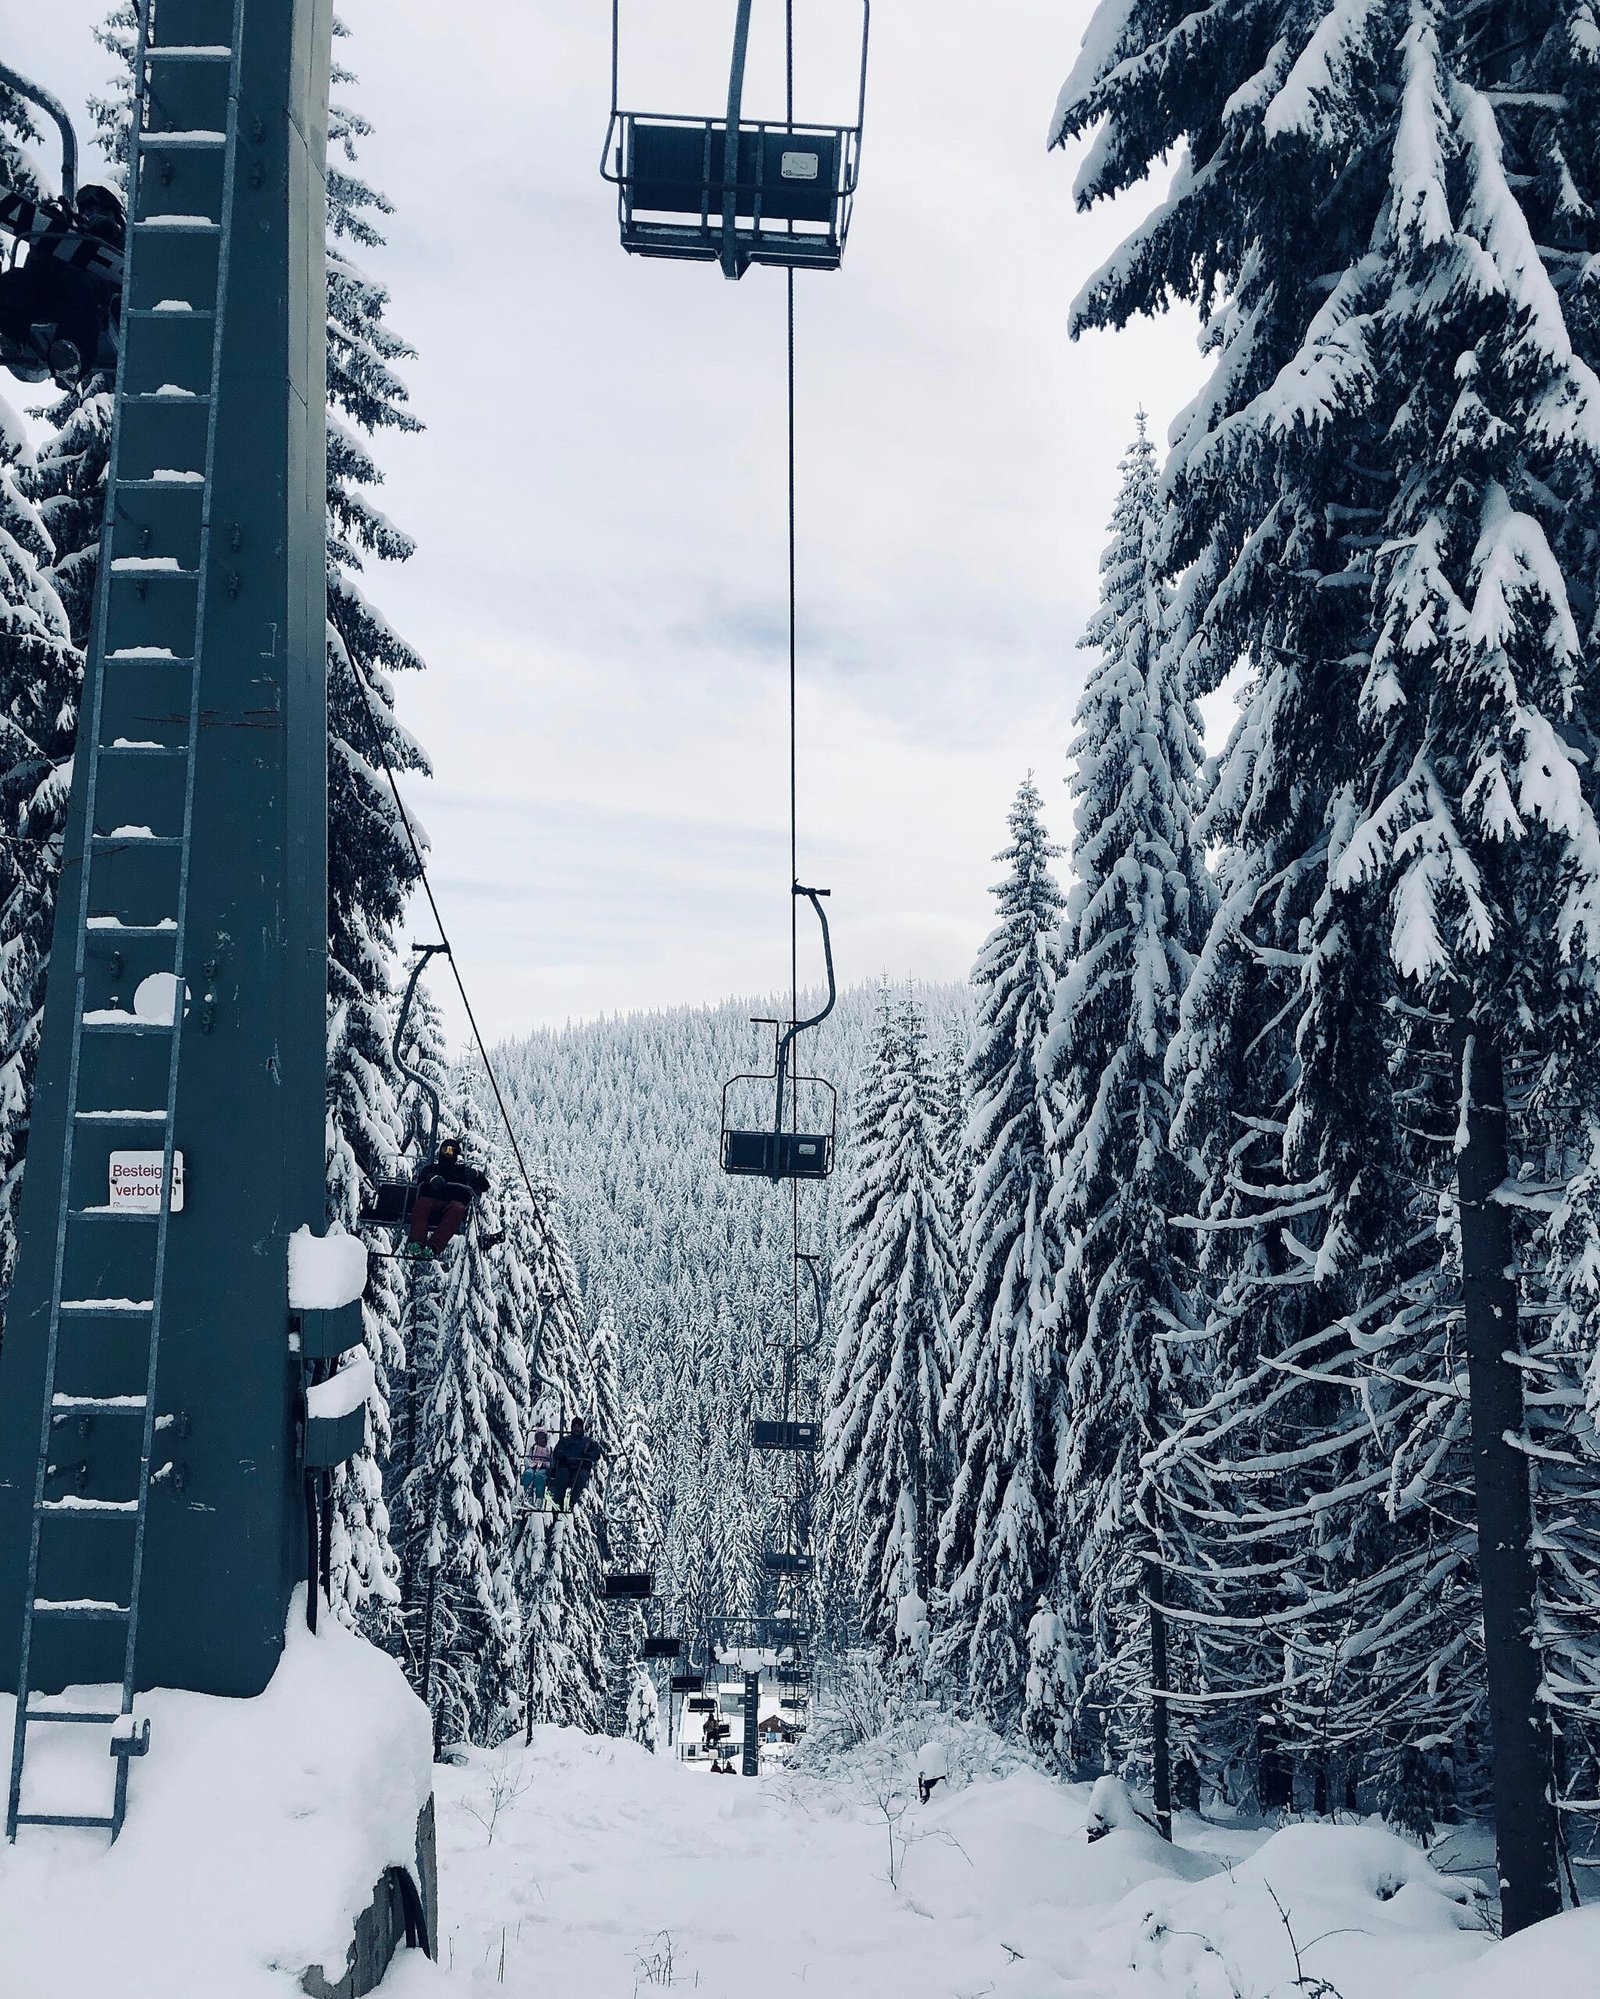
[0,1600,433,1999]
[387,1726,1600,1999]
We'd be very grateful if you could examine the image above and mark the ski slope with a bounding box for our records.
[387,1727,1598,1999]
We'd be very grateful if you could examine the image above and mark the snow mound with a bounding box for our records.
[288,1222,369,1311]
[1096,1819,1490,1999]
[0,1592,433,1999]
[1414,1904,1600,1998]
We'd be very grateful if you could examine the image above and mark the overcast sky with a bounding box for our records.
[10,1,1204,1045]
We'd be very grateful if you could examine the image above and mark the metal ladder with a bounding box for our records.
[5,0,245,1841]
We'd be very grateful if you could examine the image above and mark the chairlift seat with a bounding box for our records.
[673,1672,707,1695]
[721,1128,833,1180]
[761,1548,809,1576]
[685,1692,715,1711]
[359,1180,416,1228]
[643,1635,682,1660]
[603,1570,655,1601]
[751,1419,819,1453]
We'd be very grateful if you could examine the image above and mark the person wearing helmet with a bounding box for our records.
[403,1137,490,1259]
[546,1417,606,1511]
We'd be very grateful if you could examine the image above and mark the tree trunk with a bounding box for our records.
[1454,1012,1561,1934]
[1147,1555,1172,1841]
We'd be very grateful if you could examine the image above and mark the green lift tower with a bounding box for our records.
[0,0,349,1837]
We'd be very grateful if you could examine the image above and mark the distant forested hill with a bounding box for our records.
[495,980,968,1637]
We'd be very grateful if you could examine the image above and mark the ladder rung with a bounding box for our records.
[138,130,227,148]
[84,921,180,935]
[23,1709,120,1726]
[80,1018,177,1034]
[38,1497,140,1514]
[122,392,213,406]
[73,1108,169,1121]
[109,562,200,579]
[115,475,209,488]
[105,649,194,663]
[123,311,217,325]
[94,744,186,759]
[51,1396,148,1414]
[68,1206,161,1221]
[11,1813,118,1829]
[145,45,234,61]
[32,1600,130,1619]
[59,1299,154,1314]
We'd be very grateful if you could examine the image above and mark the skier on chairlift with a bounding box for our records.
[521,1427,554,1509]
[547,1416,605,1512]
[402,1137,489,1260]
[0,181,124,388]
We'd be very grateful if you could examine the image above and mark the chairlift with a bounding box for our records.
[603,1570,655,1601]
[359,944,449,1231]
[721,885,837,1182]
[602,1,869,280]
[752,1418,819,1454]
[643,1634,682,1661]
[684,1692,716,1711]
[0,59,124,389]
[761,1547,809,1577]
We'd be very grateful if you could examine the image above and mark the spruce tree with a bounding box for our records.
[935,779,1065,1727]
[322,18,431,1615]
[0,76,74,1309]
[1043,419,1213,1829]
[824,994,955,1669]
[1055,0,1600,1919]
[402,1076,531,1749]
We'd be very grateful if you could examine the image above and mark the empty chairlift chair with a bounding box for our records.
[721,886,838,1183]
[751,1417,819,1453]
[602,0,870,280]
[359,945,448,1234]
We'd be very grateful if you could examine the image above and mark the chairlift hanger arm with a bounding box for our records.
[392,943,448,1163]
[722,0,754,279]
[0,60,79,204]
[772,884,835,1127]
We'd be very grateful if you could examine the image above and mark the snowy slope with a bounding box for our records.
[0,1599,433,1999]
[375,1726,1578,1999]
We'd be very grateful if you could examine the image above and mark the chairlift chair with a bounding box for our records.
[643,1634,682,1661]
[672,1672,707,1695]
[761,1547,809,1577]
[0,59,124,389]
[752,1418,819,1454]
[603,1,869,280]
[359,944,449,1231]
[721,885,838,1182]
[603,1570,655,1601]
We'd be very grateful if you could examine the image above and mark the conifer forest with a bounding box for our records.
[2,0,1600,1993]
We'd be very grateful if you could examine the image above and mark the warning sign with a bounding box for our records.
[108,1151,185,1213]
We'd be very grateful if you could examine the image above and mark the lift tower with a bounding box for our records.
[0,0,337,1833]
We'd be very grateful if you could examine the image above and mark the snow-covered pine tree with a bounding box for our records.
[934,778,1065,1727]
[1054,0,1600,1920]
[515,1171,606,1733]
[602,1389,662,1736]
[824,993,955,1671]
[401,1074,531,1749]
[322,17,431,1618]
[0,83,75,1319]
[1042,418,1213,1828]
